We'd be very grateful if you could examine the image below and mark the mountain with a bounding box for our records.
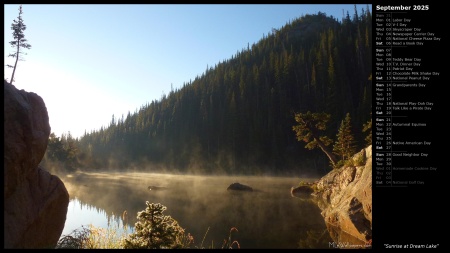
[45,9,372,176]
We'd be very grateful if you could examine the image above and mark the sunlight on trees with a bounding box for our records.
[333,113,357,166]
[362,115,372,146]
[122,202,190,249]
[292,111,337,167]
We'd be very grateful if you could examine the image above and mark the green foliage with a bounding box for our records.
[56,223,129,249]
[334,159,345,169]
[122,202,187,249]
[356,152,366,166]
[293,111,331,148]
[41,132,79,173]
[297,180,314,188]
[292,111,338,167]
[297,180,307,186]
[71,9,372,175]
[345,151,366,167]
[333,113,357,163]
[46,133,66,161]
[55,204,240,249]
[362,117,372,145]
[6,5,32,83]
[56,226,92,249]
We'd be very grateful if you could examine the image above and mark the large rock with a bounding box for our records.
[290,184,314,198]
[227,182,253,192]
[313,145,372,247]
[4,81,69,248]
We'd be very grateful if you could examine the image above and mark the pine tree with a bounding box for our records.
[122,202,187,249]
[6,5,32,83]
[292,111,337,167]
[72,11,372,174]
[362,115,372,145]
[333,113,357,164]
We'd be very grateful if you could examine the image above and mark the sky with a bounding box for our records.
[4,4,371,139]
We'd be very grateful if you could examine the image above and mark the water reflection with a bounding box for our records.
[298,228,333,248]
[62,197,133,238]
[60,172,332,249]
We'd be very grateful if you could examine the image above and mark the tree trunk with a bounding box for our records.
[10,39,20,83]
[313,136,338,167]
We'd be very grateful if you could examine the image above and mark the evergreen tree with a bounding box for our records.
[46,133,66,161]
[362,115,372,145]
[6,5,32,83]
[333,113,357,164]
[292,111,337,167]
[122,202,187,249]
[64,132,79,172]
[41,132,80,173]
[71,10,372,175]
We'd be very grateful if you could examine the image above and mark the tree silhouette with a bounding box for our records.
[292,111,338,167]
[362,114,372,145]
[333,113,357,163]
[6,5,31,83]
[53,10,373,175]
[122,202,187,249]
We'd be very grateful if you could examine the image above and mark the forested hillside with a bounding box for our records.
[43,8,372,176]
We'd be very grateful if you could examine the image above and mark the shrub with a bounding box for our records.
[121,202,188,249]
[56,221,129,249]
[57,202,238,249]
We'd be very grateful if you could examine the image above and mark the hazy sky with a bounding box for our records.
[4,4,370,139]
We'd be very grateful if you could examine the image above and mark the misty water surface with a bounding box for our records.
[60,172,332,249]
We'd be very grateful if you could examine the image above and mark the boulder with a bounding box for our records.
[227,182,253,192]
[4,81,70,248]
[313,145,372,246]
[291,185,314,198]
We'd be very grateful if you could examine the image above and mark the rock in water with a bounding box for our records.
[227,182,253,192]
[290,185,314,198]
[4,81,70,249]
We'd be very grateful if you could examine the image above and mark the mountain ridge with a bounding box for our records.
[42,8,372,176]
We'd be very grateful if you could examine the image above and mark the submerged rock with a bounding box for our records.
[227,182,253,192]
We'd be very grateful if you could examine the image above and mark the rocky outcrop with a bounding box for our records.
[4,81,70,248]
[313,145,372,247]
[227,182,253,192]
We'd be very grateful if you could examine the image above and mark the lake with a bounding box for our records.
[59,171,333,249]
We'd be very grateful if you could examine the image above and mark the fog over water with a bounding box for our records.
[60,171,332,249]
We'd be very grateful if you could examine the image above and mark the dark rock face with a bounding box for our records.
[313,146,372,247]
[227,182,253,192]
[4,81,70,249]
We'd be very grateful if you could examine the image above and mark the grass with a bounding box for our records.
[196,226,240,249]
[56,208,240,249]
[221,227,241,249]
[57,224,240,249]
[56,221,131,249]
